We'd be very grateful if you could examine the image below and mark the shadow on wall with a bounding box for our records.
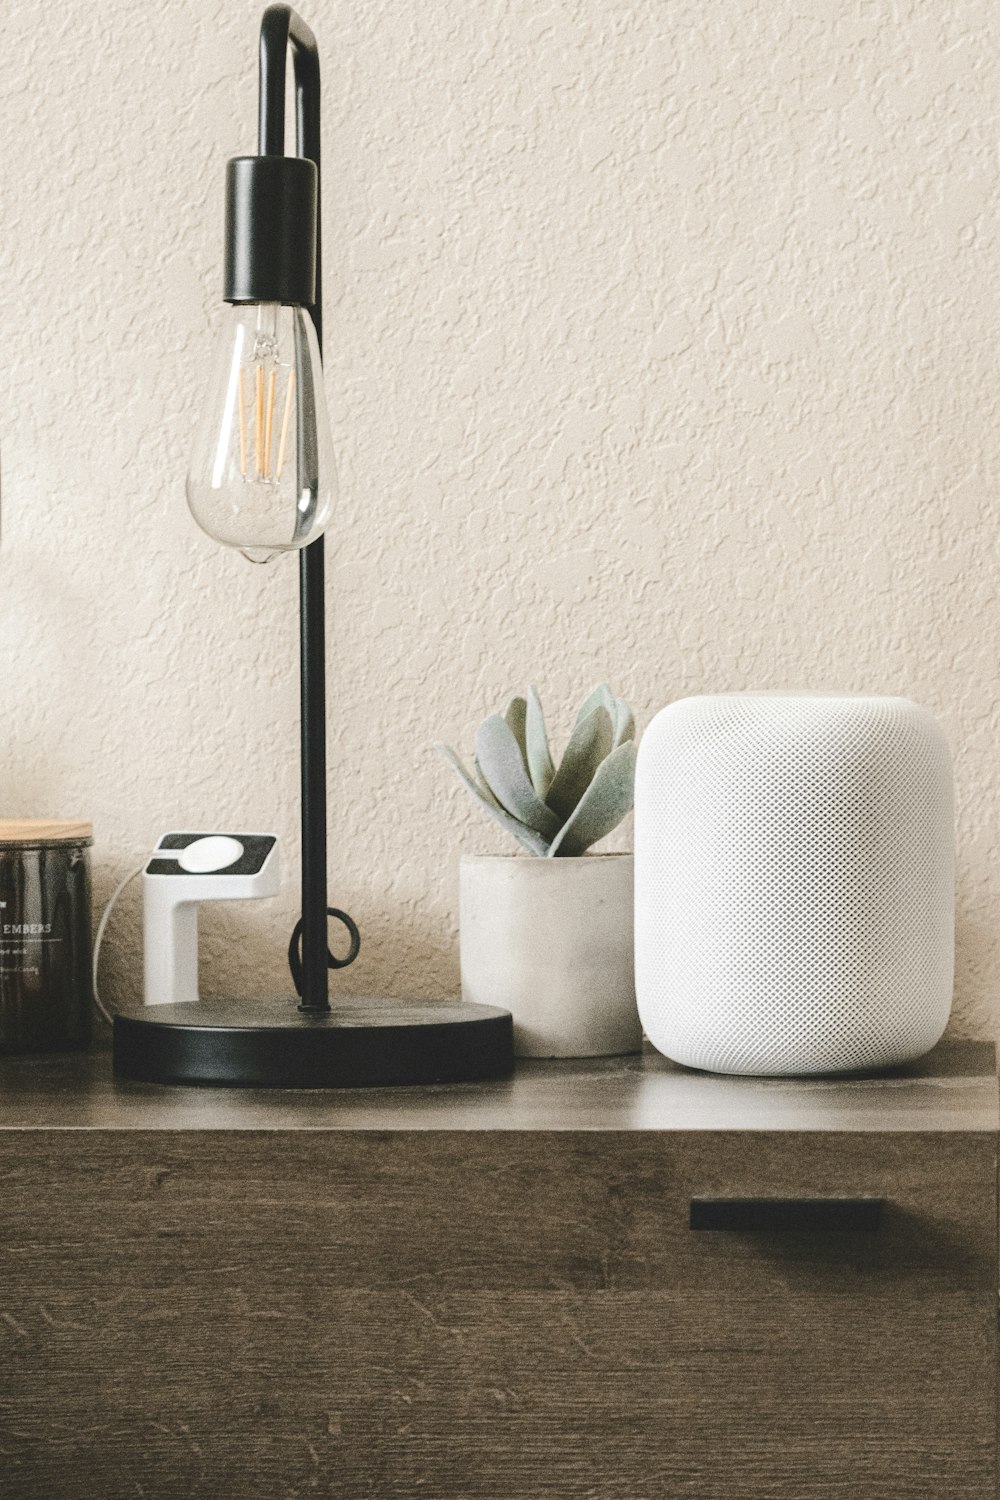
[953,889,996,1039]
[97,868,981,1034]
[196,898,458,1005]
[197,902,299,1004]
[93,876,458,1025]
[347,907,460,1002]
[91,870,144,1030]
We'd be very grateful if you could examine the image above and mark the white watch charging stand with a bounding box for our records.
[142,833,280,1007]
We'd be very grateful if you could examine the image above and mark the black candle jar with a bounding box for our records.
[0,821,93,1053]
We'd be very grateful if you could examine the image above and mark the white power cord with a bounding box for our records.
[92,863,146,1027]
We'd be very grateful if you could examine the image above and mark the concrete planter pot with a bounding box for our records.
[459,853,640,1058]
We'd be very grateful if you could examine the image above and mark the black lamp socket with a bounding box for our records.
[224,154,317,306]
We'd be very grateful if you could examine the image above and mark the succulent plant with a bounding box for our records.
[436,684,637,857]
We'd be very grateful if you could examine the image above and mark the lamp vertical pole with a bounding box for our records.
[258,6,330,1013]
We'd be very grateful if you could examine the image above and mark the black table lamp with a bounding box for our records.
[112,5,512,1087]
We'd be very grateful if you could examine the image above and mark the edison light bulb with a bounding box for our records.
[186,302,336,563]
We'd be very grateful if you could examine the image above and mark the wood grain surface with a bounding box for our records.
[0,1127,994,1499]
[0,1038,995,1134]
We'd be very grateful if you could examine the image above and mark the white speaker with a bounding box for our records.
[634,694,954,1076]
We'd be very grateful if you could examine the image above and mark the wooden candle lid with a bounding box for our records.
[0,820,93,846]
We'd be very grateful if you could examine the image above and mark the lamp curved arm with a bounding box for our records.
[258,4,322,350]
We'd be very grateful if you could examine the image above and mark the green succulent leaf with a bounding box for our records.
[572,684,615,727]
[475,715,562,840]
[503,696,528,768]
[436,683,636,859]
[548,740,637,856]
[435,743,551,856]
[612,697,635,746]
[545,704,615,822]
[525,684,555,798]
[573,684,634,747]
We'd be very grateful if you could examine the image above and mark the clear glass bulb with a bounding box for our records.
[186,302,336,564]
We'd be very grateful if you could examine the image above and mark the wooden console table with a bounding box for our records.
[0,1040,996,1499]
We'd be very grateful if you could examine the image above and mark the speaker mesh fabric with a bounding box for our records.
[634,695,954,1076]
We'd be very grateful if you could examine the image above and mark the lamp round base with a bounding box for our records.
[112,997,514,1088]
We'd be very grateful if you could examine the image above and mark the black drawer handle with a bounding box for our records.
[690,1198,884,1233]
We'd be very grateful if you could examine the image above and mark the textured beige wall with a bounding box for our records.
[1,1,997,1031]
